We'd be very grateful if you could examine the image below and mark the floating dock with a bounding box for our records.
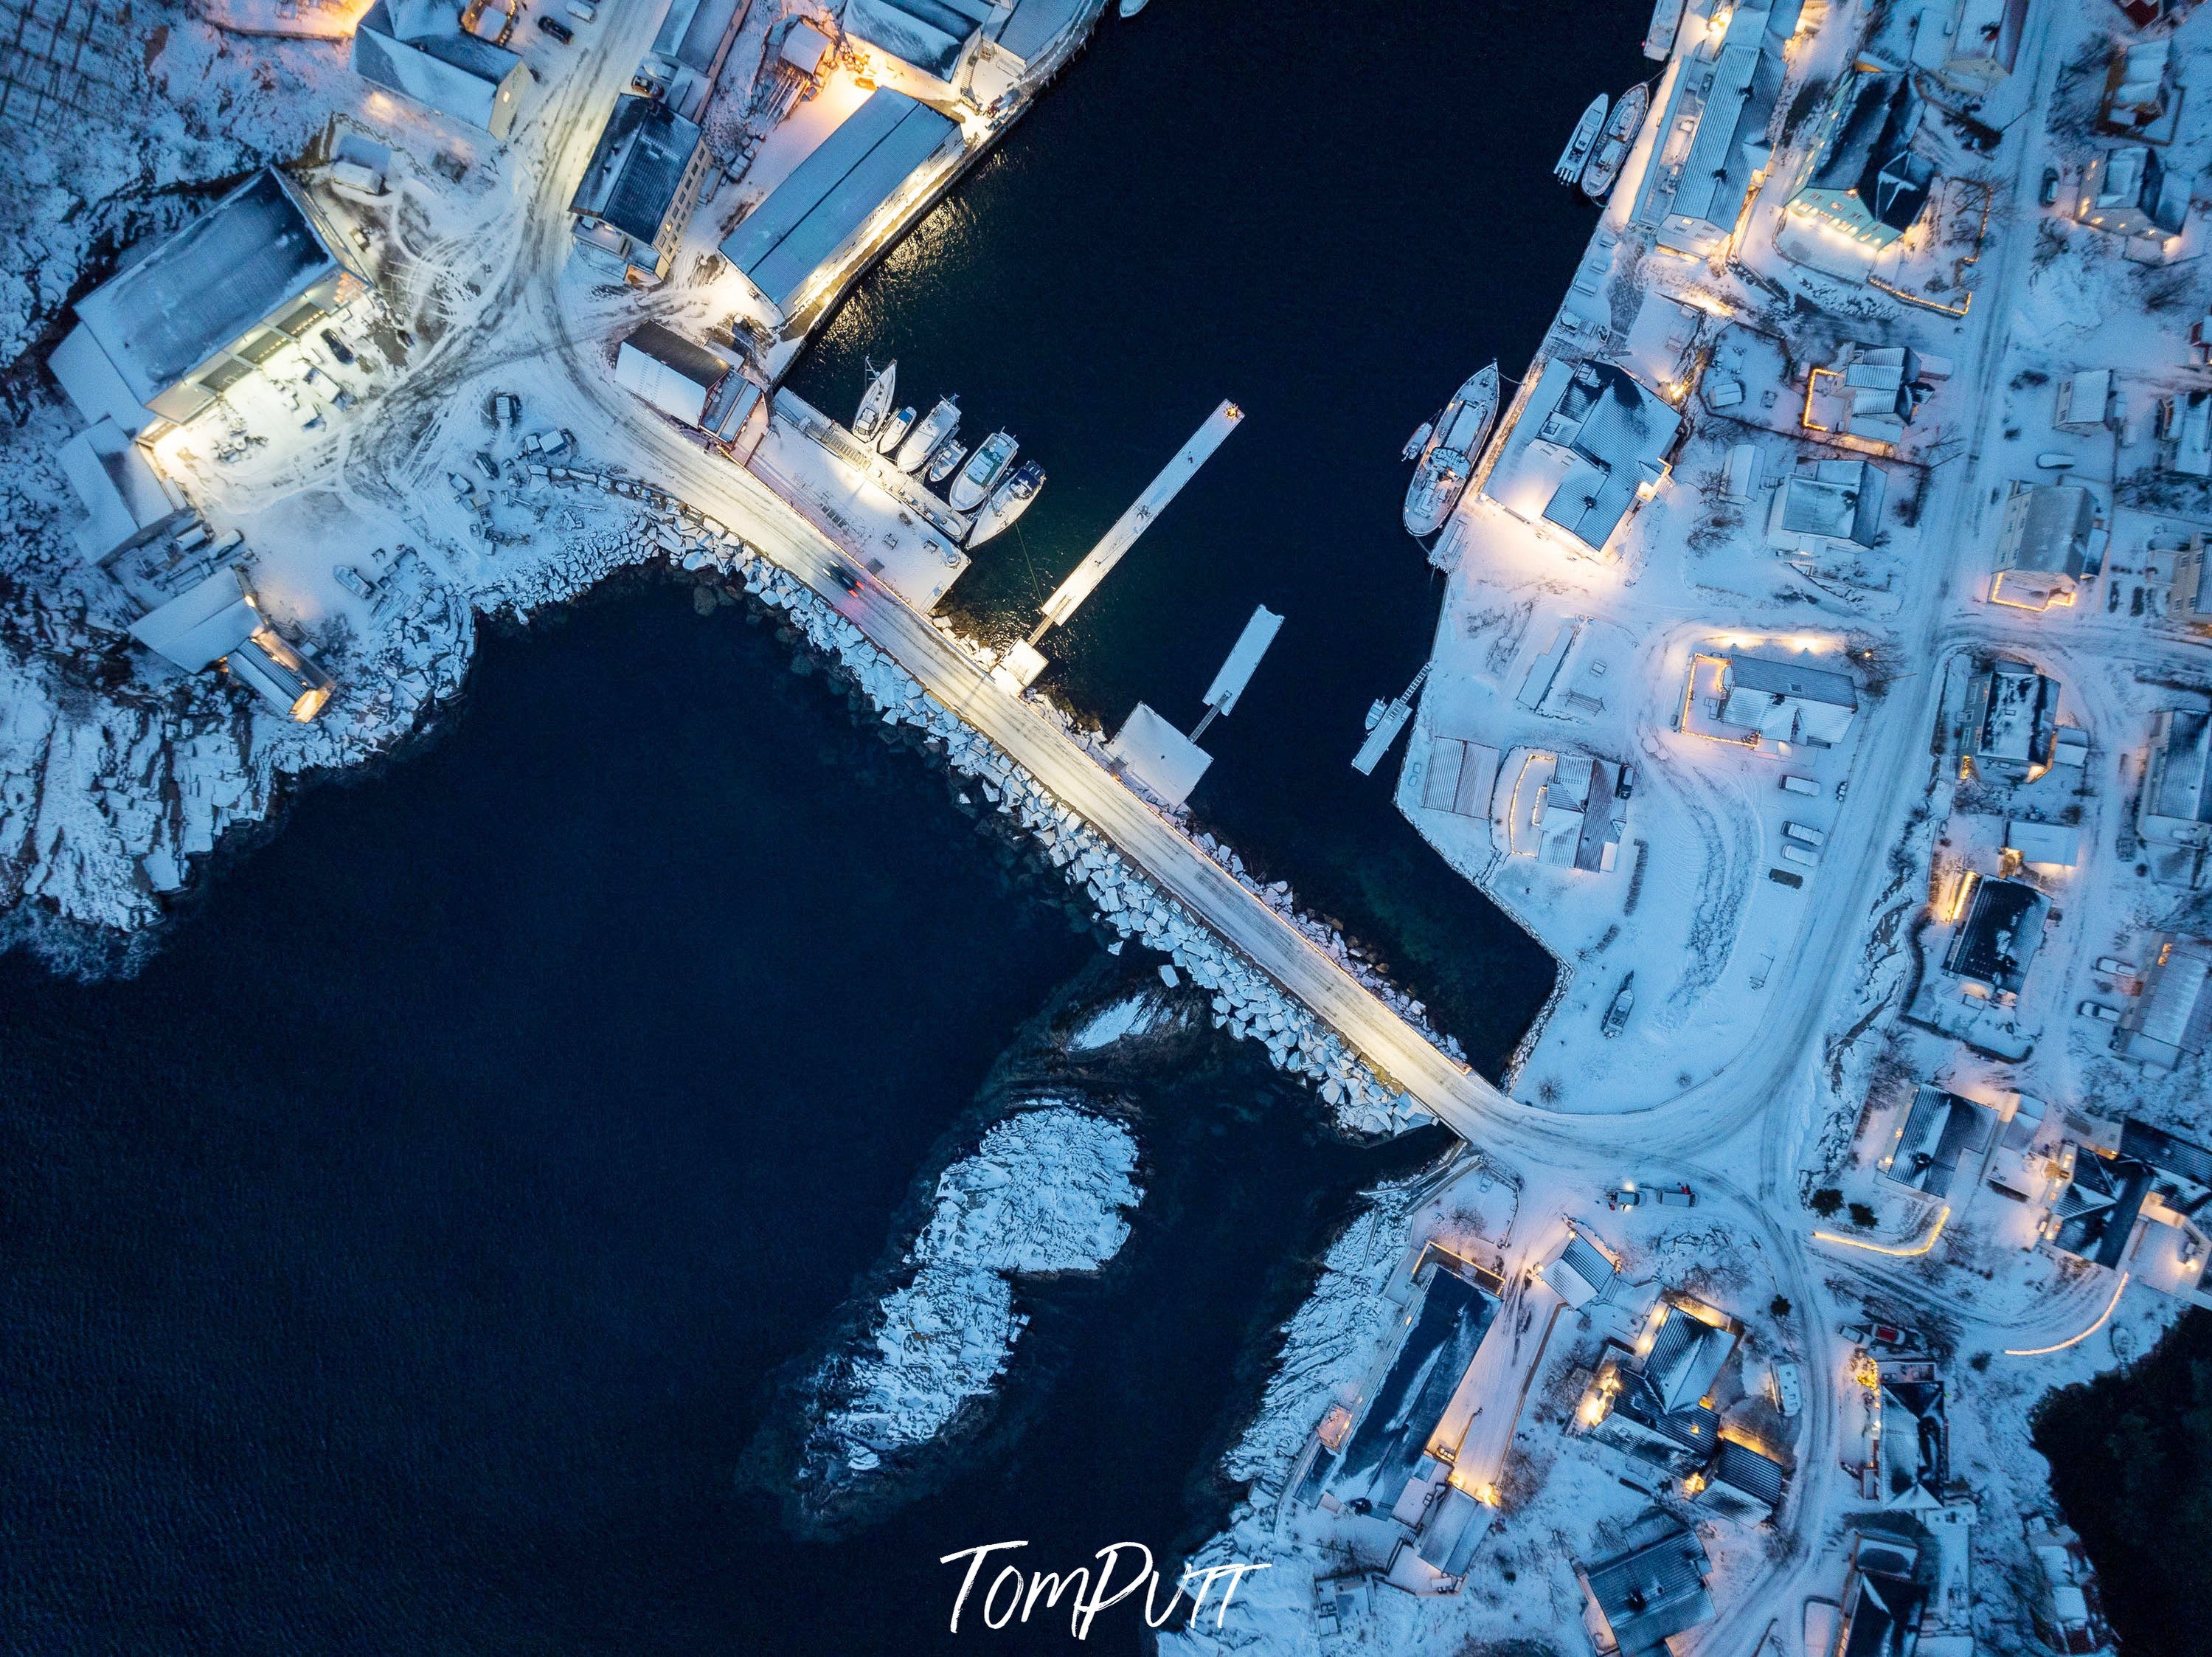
[1352,664,1429,776]
[1029,399,1244,643]
[1190,603,1283,740]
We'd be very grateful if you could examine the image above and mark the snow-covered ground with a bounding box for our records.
[809,1103,1139,1469]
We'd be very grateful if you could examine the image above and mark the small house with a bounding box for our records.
[1542,1230,1619,1308]
[2115,933,2212,1069]
[1966,656,2061,780]
[614,322,758,438]
[1937,0,2028,91]
[1691,1436,1789,1524]
[127,567,333,722]
[1717,654,1859,747]
[1834,1531,1929,1656]
[1769,457,1887,553]
[351,0,528,138]
[1990,481,2098,609]
[1941,875,2048,994]
[2076,145,2188,241]
[1879,1086,1994,1199]
[1575,1525,1715,1657]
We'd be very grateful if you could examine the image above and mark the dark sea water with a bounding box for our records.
[1,1,1665,1649]
[791,0,1657,1066]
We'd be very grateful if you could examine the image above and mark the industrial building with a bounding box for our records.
[1292,1257,1499,1518]
[127,567,333,721]
[1783,69,1935,250]
[49,167,372,435]
[569,94,713,284]
[840,0,1084,108]
[641,0,752,118]
[57,419,187,563]
[350,0,528,138]
[614,322,760,439]
[720,88,960,322]
[1483,359,1682,553]
[1643,0,1803,255]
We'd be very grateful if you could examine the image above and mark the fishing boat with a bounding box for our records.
[968,460,1044,546]
[1553,93,1609,186]
[876,405,917,455]
[895,395,958,473]
[1401,362,1499,538]
[1579,83,1650,201]
[949,429,1018,511]
[1399,421,1432,463]
[926,440,968,485]
[853,359,896,442]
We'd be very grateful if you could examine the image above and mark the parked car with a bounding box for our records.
[1840,1321,1924,1349]
[537,14,572,41]
[1605,1182,1694,1211]
[2095,956,2140,978]
[471,451,500,480]
[447,471,476,497]
[2040,166,2061,207]
[333,564,377,599]
[319,328,355,365]
[2078,1000,2122,1024]
[566,0,597,19]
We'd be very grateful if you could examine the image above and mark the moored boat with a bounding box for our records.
[1402,362,1499,538]
[1119,0,1147,14]
[926,440,968,484]
[895,395,959,473]
[967,460,1044,545]
[949,429,1018,511]
[1400,421,1432,462]
[876,405,917,455]
[1554,93,1609,186]
[853,359,896,442]
[1579,83,1650,201]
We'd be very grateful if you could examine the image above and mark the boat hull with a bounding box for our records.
[876,407,917,454]
[1401,364,1498,538]
[968,461,1044,546]
[896,397,959,473]
[950,430,1019,511]
[853,360,896,442]
[926,441,968,484]
[1580,83,1649,201]
[1554,93,1609,185]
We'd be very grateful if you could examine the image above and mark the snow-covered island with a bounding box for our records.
[803,1104,1140,1480]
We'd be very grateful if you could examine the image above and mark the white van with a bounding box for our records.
[1781,775,1820,797]
[1781,843,1818,868]
[1783,821,1826,848]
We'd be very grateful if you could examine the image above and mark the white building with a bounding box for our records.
[1767,457,1887,555]
[613,322,758,439]
[1640,0,1803,256]
[569,94,713,284]
[1990,481,2098,610]
[128,567,333,722]
[57,418,187,563]
[1716,653,1857,746]
[350,0,527,138]
[1483,359,1682,555]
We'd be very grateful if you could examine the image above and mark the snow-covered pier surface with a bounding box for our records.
[812,1104,1139,1470]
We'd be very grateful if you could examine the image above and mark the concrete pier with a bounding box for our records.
[1029,398,1244,643]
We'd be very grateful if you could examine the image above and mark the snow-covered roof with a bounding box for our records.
[226,631,333,722]
[2143,708,2211,826]
[1486,359,1682,552]
[58,418,184,563]
[1998,482,2094,576]
[614,322,730,426]
[1106,701,1213,809]
[994,0,1084,63]
[128,567,260,671]
[1719,654,1857,746]
[1775,458,1885,545]
[2119,1117,2212,1191]
[1544,1232,1616,1307]
[2005,819,2079,867]
[1972,657,2057,769]
[1646,1302,1735,1413]
[1798,69,1933,236]
[1579,1526,1713,1656]
[73,169,342,410]
[1707,1437,1786,1507]
[1668,27,1782,234]
[719,89,958,316]
[571,95,704,245]
[1838,1533,1928,1653]
[1293,1267,1497,1514]
[1882,1086,1993,1197]
[651,0,743,72]
[1941,876,2048,992]
[353,0,523,133]
[842,0,987,80]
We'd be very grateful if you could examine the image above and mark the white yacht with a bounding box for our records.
[895,395,959,473]
[853,359,896,443]
[968,461,1043,546]
[949,429,1018,511]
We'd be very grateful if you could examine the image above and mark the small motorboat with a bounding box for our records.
[1580,83,1650,201]
[1555,93,1609,186]
[949,429,1018,511]
[1119,0,1147,14]
[876,405,917,455]
[926,440,968,485]
[1403,362,1499,538]
[967,460,1043,546]
[895,395,959,473]
[1399,421,1433,463]
[853,359,896,442]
